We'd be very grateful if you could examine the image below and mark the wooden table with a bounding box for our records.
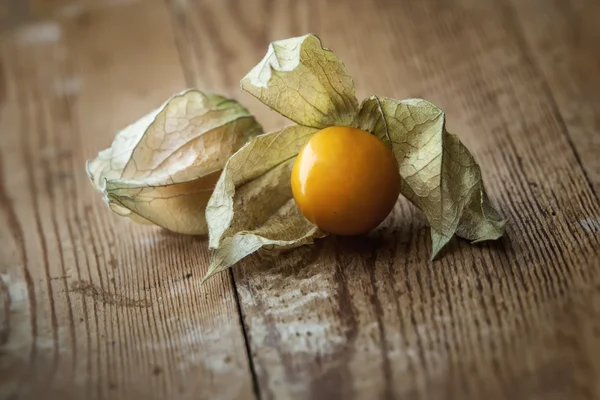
[1,0,599,399]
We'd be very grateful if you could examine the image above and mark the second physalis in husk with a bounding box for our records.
[87,34,506,282]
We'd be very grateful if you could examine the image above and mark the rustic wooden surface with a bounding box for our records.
[1,0,599,399]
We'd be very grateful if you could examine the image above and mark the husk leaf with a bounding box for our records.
[241,34,358,129]
[203,125,324,281]
[86,89,262,234]
[358,96,506,257]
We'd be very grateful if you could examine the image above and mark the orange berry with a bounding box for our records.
[291,126,400,235]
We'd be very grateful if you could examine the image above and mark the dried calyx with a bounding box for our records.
[86,35,506,282]
[86,90,261,235]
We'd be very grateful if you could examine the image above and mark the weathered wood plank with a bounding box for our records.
[168,0,600,399]
[0,1,254,399]
[506,0,600,198]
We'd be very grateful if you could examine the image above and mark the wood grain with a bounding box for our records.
[507,0,600,196]
[1,0,600,399]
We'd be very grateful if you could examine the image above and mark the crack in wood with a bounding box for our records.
[69,280,151,309]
